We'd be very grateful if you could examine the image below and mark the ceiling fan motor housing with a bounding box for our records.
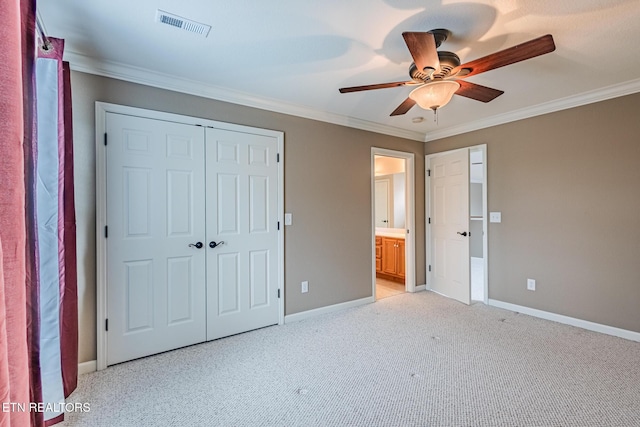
[428,28,451,48]
[410,51,461,81]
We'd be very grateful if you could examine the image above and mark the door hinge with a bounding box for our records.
[104,133,107,146]
[105,319,109,331]
[105,225,108,238]
[277,289,281,298]
[427,169,431,177]
[428,265,432,272]
[277,153,280,163]
[428,217,431,224]
[277,221,280,230]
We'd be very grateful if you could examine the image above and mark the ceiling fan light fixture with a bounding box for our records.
[409,80,460,111]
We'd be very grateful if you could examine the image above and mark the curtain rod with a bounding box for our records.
[36,14,52,51]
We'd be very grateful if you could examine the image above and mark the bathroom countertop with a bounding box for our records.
[375,229,406,239]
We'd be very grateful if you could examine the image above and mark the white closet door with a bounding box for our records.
[429,149,471,305]
[106,113,206,365]
[206,128,279,340]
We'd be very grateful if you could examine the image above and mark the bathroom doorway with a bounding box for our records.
[371,148,416,300]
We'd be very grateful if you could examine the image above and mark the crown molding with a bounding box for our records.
[424,77,640,142]
[64,50,426,142]
[64,50,640,144]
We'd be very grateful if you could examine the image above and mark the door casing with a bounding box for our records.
[95,102,284,370]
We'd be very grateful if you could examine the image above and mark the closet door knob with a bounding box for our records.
[209,241,225,249]
[189,242,203,249]
[456,231,468,237]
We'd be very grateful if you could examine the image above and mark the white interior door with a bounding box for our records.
[429,149,471,304]
[206,128,280,341]
[106,113,207,365]
[374,179,391,228]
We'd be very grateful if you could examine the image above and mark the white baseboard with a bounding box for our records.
[414,285,426,292]
[285,296,374,324]
[78,360,97,375]
[488,299,640,342]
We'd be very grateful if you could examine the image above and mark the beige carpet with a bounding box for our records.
[62,292,640,426]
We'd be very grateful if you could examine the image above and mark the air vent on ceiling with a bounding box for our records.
[155,10,211,37]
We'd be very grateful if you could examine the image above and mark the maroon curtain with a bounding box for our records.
[35,36,78,426]
[1,2,76,424]
[59,61,78,400]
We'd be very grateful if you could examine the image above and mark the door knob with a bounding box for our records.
[457,231,468,237]
[189,242,203,249]
[209,241,225,249]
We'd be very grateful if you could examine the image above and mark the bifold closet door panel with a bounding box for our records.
[205,128,279,341]
[106,113,207,365]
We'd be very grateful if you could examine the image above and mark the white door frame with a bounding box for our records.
[425,144,488,304]
[95,102,285,370]
[371,148,416,298]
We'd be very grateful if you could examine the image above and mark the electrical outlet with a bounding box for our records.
[301,281,309,293]
[490,212,502,223]
[527,278,536,291]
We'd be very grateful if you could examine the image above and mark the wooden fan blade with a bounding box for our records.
[390,97,416,116]
[402,32,440,74]
[339,81,414,93]
[455,80,504,103]
[453,34,555,78]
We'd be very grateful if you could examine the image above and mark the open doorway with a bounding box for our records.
[371,148,416,300]
[469,148,487,302]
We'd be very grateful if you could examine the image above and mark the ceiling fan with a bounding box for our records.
[339,30,556,116]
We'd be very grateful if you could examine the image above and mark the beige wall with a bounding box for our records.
[425,92,640,333]
[71,71,426,363]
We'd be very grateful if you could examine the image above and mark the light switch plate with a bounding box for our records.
[490,212,502,223]
[527,278,536,291]
[284,213,292,226]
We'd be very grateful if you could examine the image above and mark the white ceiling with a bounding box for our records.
[37,0,640,142]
